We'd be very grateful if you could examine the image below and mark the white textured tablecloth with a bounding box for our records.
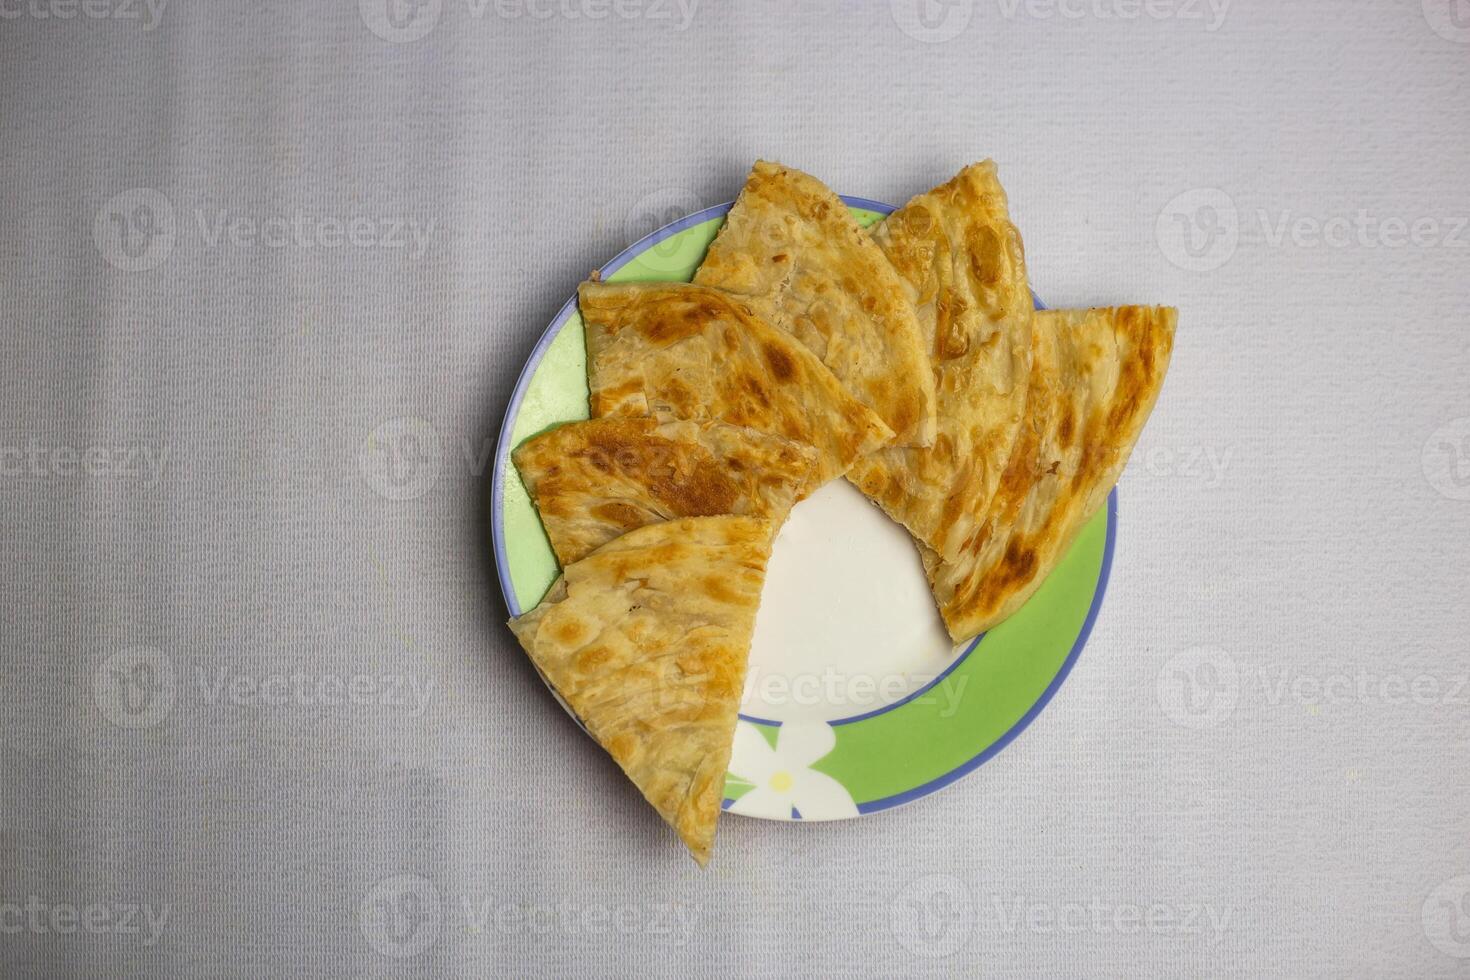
[2,1,1468,976]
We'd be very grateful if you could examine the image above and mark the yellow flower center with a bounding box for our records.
[769,770,794,793]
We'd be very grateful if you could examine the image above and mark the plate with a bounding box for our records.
[491,197,1115,821]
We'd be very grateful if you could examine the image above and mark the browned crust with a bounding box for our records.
[693,160,938,447]
[507,516,774,866]
[512,417,819,565]
[926,306,1177,640]
[848,161,1036,566]
[578,280,894,485]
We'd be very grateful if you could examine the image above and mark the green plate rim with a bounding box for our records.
[490,197,1115,817]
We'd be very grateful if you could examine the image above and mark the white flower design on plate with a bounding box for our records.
[727,720,859,820]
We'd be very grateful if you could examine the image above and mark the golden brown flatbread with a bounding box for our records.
[692,160,938,447]
[507,516,772,866]
[924,306,1176,640]
[512,417,818,566]
[847,161,1036,566]
[579,280,894,485]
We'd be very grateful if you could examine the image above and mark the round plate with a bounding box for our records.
[492,198,1115,821]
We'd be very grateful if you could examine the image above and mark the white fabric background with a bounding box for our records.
[1,0,1467,976]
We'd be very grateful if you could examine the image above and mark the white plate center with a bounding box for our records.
[743,480,966,724]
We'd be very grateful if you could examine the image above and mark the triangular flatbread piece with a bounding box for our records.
[579,280,894,485]
[513,417,818,566]
[692,160,938,447]
[924,306,1176,640]
[847,161,1036,565]
[508,516,773,866]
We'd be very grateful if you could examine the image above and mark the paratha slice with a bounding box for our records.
[579,280,894,485]
[508,516,773,866]
[692,160,938,447]
[924,306,1176,640]
[512,417,818,566]
[847,161,1035,565]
